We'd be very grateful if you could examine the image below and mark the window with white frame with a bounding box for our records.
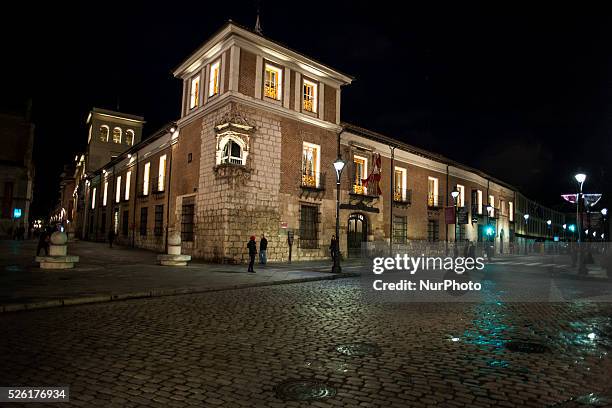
[477,190,483,214]
[456,184,465,207]
[264,63,282,100]
[158,155,167,192]
[220,139,243,165]
[301,142,320,188]
[143,162,150,196]
[209,60,220,97]
[91,187,97,209]
[125,171,131,201]
[125,129,135,146]
[103,181,108,206]
[509,201,514,221]
[353,155,368,194]
[303,79,317,113]
[428,177,439,206]
[112,127,122,144]
[488,195,495,217]
[99,125,109,142]
[115,176,121,203]
[394,167,407,201]
[189,75,200,109]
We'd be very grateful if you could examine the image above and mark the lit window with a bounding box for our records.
[353,155,368,194]
[477,190,483,214]
[221,140,243,165]
[91,187,97,209]
[509,201,514,221]
[189,75,200,109]
[488,195,495,217]
[456,184,465,207]
[125,171,131,201]
[158,155,167,192]
[103,181,108,206]
[394,167,407,201]
[303,79,317,113]
[143,162,150,196]
[99,125,109,142]
[301,142,320,188]
[113,127,122,144]
[209,60,220,97]
[125,129,135,146]
[115,176,121,203]
[264,64,282,100]
[428,177,439,206]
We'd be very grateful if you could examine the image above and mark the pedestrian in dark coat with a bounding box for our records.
[36,229,50,256]
[108,229,116,248]
[330,235,338,263]
[247,235,257,272]
[259,234,268,265]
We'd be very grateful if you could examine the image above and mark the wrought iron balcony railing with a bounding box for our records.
[303,99,314,112]
[394,189,412,205]
[264,85,278,99]
[427,194,441,208]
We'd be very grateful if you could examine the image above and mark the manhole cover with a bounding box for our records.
[335,342,382,357]
[275,379,336,401]
[549,393,612,407]
[505,341,550,353]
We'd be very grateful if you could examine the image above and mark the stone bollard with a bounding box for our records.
[35,231,80,269]
[158,233,191,266]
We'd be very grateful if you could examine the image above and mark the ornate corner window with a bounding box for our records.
[214,109,255,171]
[264,63,282,100]
[303,79,317,113]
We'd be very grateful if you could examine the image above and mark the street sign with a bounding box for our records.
[457,207,469,224]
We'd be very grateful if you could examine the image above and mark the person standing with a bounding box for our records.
[247,235,257,273]
[108,229,116,248]
[259,234,268,265]
[330,235,338,264]
[36,228,50,256]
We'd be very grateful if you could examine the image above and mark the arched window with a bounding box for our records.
[113,127,122,144]
[99,125,109,142]
[221,140,243,165]
[125,129,134,146]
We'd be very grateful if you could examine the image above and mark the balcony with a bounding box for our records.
[393,189,412,206]
[300,171,325,191]
[427,194,441,209]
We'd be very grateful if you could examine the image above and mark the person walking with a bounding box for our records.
[36,228,50,256]
[247,235,257,273]
[108,229,116,248]
[259,234,268,265]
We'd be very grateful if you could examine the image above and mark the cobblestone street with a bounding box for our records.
[2,275,612,407]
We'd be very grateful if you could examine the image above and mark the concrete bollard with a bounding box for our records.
[35,231,80,269]
[157,232,191,266]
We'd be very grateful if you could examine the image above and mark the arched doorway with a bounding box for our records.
[347,213,368,258]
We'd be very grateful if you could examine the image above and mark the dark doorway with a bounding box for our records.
[347,213,368,258]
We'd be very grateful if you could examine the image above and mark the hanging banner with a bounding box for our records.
[445,207,456,224]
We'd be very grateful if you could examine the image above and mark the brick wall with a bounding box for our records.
[238,50,256,97]
[324,84,336,123]
[223,50,231,92]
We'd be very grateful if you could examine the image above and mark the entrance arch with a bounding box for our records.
[347,213,368,258]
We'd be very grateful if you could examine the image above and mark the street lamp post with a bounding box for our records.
[523,213,530,255]
[602,208,608,242]
[546,219,552,253]
[451,186,460,256]
[332,157,346,273]
[574,173,587,274]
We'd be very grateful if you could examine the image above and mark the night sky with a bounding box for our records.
[3,2,611,217]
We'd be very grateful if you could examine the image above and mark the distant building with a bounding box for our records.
[0,110,35,238]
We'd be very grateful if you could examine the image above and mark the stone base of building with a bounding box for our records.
[35,255,80,269]
[157,254,191,266]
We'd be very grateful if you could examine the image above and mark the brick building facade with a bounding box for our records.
[59,22,567,261]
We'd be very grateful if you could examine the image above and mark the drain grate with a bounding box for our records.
[275,379,336,401]
[335,342,382,357]
[505,341,550,353]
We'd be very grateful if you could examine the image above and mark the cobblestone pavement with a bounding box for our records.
[1,277,612,407]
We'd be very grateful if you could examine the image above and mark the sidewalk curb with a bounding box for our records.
[0,272,360,314]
